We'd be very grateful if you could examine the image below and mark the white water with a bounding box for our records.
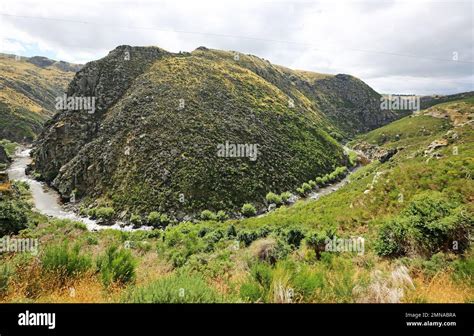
[6,148,152,232]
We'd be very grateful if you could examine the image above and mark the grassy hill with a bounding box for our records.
[0,54,79,142]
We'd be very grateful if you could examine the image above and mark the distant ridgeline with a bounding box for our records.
[31,45,407,220]
[420,91,474,110]
[0,53,82,142]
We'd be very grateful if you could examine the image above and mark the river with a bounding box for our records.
[7,147,362,228]
[6,147,152,232]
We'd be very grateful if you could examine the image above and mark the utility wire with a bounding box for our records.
[1,12,473,64]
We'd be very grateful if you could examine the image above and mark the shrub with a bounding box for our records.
[125,273,222,303]
[375,191,472,258]
[226,224,237,238]
[216,210,228,222]
[305,229,334,259]
[296,187,305,196]
[281,227,306,248]
[97,245,136,286]
[240,280,263,302]
[200,210,217,221]
[249,262,273,297]
[159,214,171,226]
[147,211,161,226]
[453,256,474,286]
[302,182,312,192]
[41,243,92,278]
[320,175,329,185]
[87,207,97,218]
[280,192,292,203]
[95,207,115,220]
[290,265,324,301]
[130,214,142,226]
[161,226,206,267]
[265,192,282,205]
[315,177,324,186]
[204,229,225,245]
[241,203,257,217]
[374,217,408,257]
[238,230,258,247]
[0,200,29,236]
[308,180,317,188]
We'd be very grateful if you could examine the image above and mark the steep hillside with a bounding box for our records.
[31,45,405,220]
[195,48,404,138]
[0,53,80,142]
[2,99,472,304]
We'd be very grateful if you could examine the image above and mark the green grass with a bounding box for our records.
[123,273,224,303]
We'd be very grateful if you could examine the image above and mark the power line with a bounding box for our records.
[1,12,473,64]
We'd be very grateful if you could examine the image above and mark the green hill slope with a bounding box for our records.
[0,54,80,142]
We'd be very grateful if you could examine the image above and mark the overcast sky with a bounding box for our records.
[0,0,472,94]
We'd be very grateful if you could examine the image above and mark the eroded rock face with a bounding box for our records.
[32,46,170,183]
[352,142,398,163]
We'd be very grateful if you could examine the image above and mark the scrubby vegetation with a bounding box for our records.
[0,99,472,303]
[0,55,76,142]
[97,245,136,287]
[41,243,92,279]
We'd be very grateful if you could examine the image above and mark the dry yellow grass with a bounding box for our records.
[0,182,11,192]
[404,272,473,303]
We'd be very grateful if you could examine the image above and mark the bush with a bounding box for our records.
[97,245,136,286]
[281,227,306,248]
[125,273,222,303]
[41,243,92,278]
[238,230,258,247]
[226,224,237,238]
[216,210,228,222]
[160,214,171,226]
[250,262,273,290]
[374,217,408,257]
[265,192,282,205]
[87,208,97,218]
[375,191,472,258]
[200,210,216,221]
[95,207,115,220]
[296,187,305,196]
[348,151,358,167]
[280,192,292,203]
[147,211,161,226]
[130,214,142,226]
[453,256,474,286]
[308,180,317,188]
[315,177,324,186]
[240,280,263,302]
[305,229,334,259]
[241,203,257,217]
[161,226,206,267]
[301,183,312,192]
[290,265,324,301]
[320,175,329,185]
[0,200,29,236]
